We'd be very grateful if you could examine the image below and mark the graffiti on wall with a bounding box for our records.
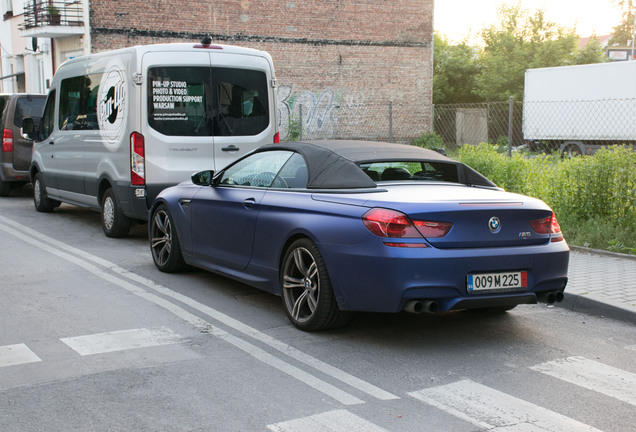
[277,86,370,140]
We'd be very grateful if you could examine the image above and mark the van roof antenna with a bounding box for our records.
[201,35,212,45]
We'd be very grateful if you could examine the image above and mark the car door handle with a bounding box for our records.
[242,198,256,209]
[222,145,239,152]
[49,140,54,145]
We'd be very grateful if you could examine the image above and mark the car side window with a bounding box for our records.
[59,74,101,131]
[219,150,293,188]
[39,90,56,140]
[274,152,308,188]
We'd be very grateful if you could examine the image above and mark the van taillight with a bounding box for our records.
[2,129,13,152]
[274,132,280,143]
[130,132,145,186]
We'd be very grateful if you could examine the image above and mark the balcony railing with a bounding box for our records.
[20,1,85,37]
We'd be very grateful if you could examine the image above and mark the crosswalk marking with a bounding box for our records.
[267,409,389,432]
[60,327,182,356]
[530,356,636,407]
[408,379,602,432]
[0,344,41,368]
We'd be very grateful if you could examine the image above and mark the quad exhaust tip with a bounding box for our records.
[537,291,565,304]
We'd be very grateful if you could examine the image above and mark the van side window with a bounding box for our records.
[148,67,211,136]
[59,74,102,131]
[146,67,269,137]
[214,68,269,137]
[14,97,46,128]
[39,90,56,140]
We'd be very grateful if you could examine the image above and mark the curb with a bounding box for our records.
[558,292,636,325]
[569,245,636,261]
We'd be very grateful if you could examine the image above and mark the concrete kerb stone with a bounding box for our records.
[557,245,636,325]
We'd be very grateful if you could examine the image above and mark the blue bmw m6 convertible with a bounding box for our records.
[149,140,569,331]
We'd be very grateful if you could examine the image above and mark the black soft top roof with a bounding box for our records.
[256,140,495,189]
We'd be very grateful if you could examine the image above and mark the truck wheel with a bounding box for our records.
[33,173,60,212]
[101,188,131,238]
[0,179,11,197]
[562,144,582,158]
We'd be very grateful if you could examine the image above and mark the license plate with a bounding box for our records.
[467,271,527,293]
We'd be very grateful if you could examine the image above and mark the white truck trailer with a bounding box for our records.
[523,61,636,156]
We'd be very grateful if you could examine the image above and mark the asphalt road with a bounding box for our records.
[1,187,635,432]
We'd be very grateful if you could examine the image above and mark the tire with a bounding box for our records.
[562,144,582,158]
[281,238,351,331]
[0,179,11,197]
[33,172,60,212]
[150,205,187,273]
[101,188,131,238]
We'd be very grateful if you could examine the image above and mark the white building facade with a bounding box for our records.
[1,0,89,93]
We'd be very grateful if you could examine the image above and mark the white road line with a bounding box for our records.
[60,327,182,356]
[0,216,367,406]
[0,214,398,402]
[627,345,636,352]
[530,356,636,407]
[408,379,602,432]
[267,409,389,432]
[0,344,41,368]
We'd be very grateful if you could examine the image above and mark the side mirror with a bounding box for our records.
[191,170,215,186]
[21,117,37,140]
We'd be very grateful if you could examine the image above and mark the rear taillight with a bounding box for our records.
[362,208,453,244]
[130,132,145,186]
[2,129,13,152]
[274,132,280,143]
[530,212,563,242]
[362,208,421,238]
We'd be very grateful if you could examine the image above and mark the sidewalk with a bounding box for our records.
[560,246,636,324]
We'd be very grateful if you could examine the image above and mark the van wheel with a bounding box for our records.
[101,188,131,238]
[33,173,60,212]
[0,179,11,197]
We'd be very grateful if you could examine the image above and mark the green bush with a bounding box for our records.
[412,133,444,151]
[456,144,636,253]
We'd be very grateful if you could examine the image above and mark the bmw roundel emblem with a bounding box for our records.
[488,216,501,232]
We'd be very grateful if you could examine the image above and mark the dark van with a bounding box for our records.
[0,93,46,196]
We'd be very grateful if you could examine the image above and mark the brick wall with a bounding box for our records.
[91,0,433,141]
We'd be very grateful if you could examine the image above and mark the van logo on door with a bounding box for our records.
[98,65,126,150]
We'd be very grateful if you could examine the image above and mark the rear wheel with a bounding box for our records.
[562,143,582,158]
[150,205,187,273]
[0,179,11,197]
[281,238,351,331]
[33,172,60,212]
[101,188,131,238]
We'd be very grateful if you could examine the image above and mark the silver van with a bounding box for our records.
[31,41,279,237]
[1,93,46,196]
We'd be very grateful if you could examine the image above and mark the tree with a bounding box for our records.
[433,33,483,104]
[608,0,634,46]
[474,5,579,101]
[571,36,608,65]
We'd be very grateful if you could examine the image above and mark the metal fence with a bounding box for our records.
[278,98,431,144]
[279,95,636,153]
[433,98,636,154]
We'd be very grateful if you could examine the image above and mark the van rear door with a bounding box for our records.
[142,51,216,193]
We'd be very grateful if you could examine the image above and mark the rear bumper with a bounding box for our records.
[319,239,570,313]
[0,162,30,182]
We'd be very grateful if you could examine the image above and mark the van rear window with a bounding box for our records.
[147,67,269,137]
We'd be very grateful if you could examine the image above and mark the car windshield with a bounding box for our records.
[359,161,459,183]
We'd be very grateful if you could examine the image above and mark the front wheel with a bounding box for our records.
[101,188,131,238]
[281,238,351,331]
[150,205,187,273]
[33,172,60,212]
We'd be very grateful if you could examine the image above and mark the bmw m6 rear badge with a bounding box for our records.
[488,216,501,232]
